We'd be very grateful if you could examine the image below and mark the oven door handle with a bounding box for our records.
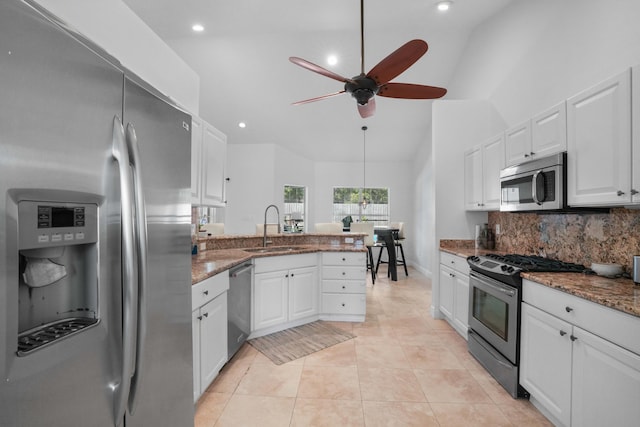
[471,273,516,297]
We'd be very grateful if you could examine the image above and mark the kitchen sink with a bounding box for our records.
[243,246,302,254]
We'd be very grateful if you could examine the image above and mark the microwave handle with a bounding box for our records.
[532,170,545,205]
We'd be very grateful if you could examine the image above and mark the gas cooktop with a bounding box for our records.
[467,253,587,286]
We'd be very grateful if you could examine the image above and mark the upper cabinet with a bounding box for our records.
[531,102,567,159]
[505,120,532,166]
[465,134,504,211]
[505,102,567,168]
[191,117,227,207]
[567,69,633,206]
[632,66,640,204]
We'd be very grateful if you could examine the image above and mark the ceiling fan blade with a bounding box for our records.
[366,40,428,86]
[292,90,346,105]
[289,57,356,84]
[357,98,376,118]
[378,83,447,99]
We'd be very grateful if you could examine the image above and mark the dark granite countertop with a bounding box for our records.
[439,239,639,318]
[192,244,367,284]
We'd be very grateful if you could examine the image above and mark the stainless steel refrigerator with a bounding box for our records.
[0,1,194,425]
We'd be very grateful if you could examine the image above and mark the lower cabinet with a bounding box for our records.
[320,252,367,322]
[520,280,640,427]
[252,254,319,337]
[438,251,469,339]
[192,272,229,402]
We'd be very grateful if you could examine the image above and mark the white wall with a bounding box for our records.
[33,0,200,113]
[449,0,640,127]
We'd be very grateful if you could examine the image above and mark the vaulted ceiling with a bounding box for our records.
[123,0,513,162]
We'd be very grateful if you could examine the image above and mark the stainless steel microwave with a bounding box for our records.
[499,152,566,212]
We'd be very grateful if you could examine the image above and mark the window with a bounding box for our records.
[332,187,389,227]
[283,185,306,232]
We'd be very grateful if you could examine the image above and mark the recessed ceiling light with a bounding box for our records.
[238,122,246,128]
[436,1,453,12]
[192,24,204,32]
[327,55,338,66]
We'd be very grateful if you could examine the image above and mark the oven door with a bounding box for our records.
[468,271,519,364]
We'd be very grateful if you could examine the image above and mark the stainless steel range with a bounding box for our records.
[466,254,586,398]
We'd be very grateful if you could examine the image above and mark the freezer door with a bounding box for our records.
[0,1,123,426]
[121,77,194,426]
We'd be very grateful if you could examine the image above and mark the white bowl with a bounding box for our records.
[590,263,623,277]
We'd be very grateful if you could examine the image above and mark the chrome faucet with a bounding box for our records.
[263,204,281,247]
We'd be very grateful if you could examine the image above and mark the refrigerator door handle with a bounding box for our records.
[111,116,139,426]
[125,122,149,415]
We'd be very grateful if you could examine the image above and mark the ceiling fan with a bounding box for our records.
[289,0,447,118]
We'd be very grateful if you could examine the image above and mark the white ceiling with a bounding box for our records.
[123,0,513,163]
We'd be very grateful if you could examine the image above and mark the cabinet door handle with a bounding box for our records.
[290,273,294,277]
[565,306,573,313]
[524,153,530,158]
[203,290,209,296]
[530,152,535,156]
[570,335,577,342]
[617,190,625,196]
[449,273,455,278]
[342,272,346,276]
[342,285,346,289]
[342,257,346,261]
[341,303,345,307]
[197,315,203,321]
[559,330,567,336]
[631,189,639,195]
[285,274,289,278]
[203,312,208,318]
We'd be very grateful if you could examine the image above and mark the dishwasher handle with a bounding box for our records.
[230,263,253,277]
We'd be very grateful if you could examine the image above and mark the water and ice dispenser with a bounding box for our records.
[16,200,99,355]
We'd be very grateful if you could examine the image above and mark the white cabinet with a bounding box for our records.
[567,69,633,206]
[505,103,567,168]
[520,279,640,427]
[520,302,573,426]
[192,272,229,402]
[464,134,504,211]
[438,251,469,339]
[505,120,532,166]
[191,116,227,207]
[531,102,567,159]
[632,65,640,203]
[252,254,319,337]
[320,252,367,322]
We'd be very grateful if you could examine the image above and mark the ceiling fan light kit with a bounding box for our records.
[289,0,447,118]
[437,1,453,12]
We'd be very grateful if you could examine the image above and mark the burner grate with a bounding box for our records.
[17,317,98,356]
[485,253,586,273]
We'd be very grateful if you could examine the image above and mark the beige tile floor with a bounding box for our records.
[195,267,553,427]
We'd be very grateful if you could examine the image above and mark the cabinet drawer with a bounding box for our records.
[322,251,367,266]
[322,266,366,281]
[523,279,640,355]
[254,253,317,273]
[322,293,366,315]
[322,280,366,294]
[440,251,469,274]
[192,272,229,309]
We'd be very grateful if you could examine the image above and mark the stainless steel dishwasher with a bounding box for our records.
[228,262,253,360]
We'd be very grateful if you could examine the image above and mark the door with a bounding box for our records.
[519,303,572,427]
[199,293,228,394]
[464,145,483,210]
[505,120,532,166]
[289,266,319,321]
[254,271,289,330]
[482,134,505,210]
[531,102,567,158]
[192,309,202,402]
[567,69,632,206]
[452,273,469,337]
[191,116,203,204]
[438,266,454,320]
[121,76,194,426]
[201,122,227,206]
[0,2,123,425]
[571,327,640,427]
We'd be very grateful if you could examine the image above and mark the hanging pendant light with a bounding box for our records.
[360,125,368,209]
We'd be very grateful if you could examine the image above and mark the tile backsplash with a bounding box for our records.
[488,208,640,273]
